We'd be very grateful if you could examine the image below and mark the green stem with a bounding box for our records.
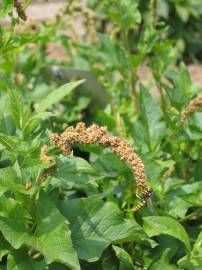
[180,208,202,222]
[157,80,169,126]
[151,0,157,28]
[123,31,139,113]
[30,169,45,213]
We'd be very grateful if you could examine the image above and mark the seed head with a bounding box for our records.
[50,122,151,194]
[180,95,202,124]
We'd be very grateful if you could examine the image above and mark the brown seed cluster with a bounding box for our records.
[14,0,27,21]
[65,2,95,19]
[40,145,54,163]
[181,95,202,124]
[50,122,152,200]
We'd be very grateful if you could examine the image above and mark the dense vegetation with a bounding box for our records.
[0,0,202,269]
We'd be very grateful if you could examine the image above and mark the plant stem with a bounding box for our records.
[180,208,202,222]
[123,31,139,113]
[30,170,45,213]
[156,80,170,126]
[151,0,157,28]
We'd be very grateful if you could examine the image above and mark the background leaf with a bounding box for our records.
[36,80,85,113]
[143,216,191,252]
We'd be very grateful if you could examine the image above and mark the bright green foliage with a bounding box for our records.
[0,0,202,269]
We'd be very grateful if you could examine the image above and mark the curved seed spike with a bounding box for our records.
[49,122,152,211]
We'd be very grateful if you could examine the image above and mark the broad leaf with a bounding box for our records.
[50,155,102,190]
[59,197,151,262]
[33,191,80,270]
[165,182,202,208]
[0,191,80,270]
[143,216,191,252]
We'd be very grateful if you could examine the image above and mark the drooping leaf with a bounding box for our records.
[36,80,85,113]
[143,216,191,252]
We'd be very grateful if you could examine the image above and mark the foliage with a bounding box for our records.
[0,0,202,269]
[88,0,202,61]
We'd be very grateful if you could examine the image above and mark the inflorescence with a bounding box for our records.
[49,122,152,211]
[180,95,202,124]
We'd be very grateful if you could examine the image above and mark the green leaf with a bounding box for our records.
[135,85,166,153]
[0,167,27,195]
[0,191,80,270]
[7,249,46,270]
[176,5,189,22]
[22,111,54,138]
[36,80,85,113]
[112,245,134,270]
[143,216,191,252]
[0,133,18,152]
[167,197,191,219]
[8,90,24,130]
[59,197,151,262]
[165,182,202,208]
[93,152,131,178]
[33,191,80,270]
[149,248,178,270]
[0,0,14,19]
[189,230,202,266]
[0,115,15,136]
[0,211,31,250]
[50,155,102,190]
[165,63,199,110]
[0,233,10,261]
[105,0,141,31]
